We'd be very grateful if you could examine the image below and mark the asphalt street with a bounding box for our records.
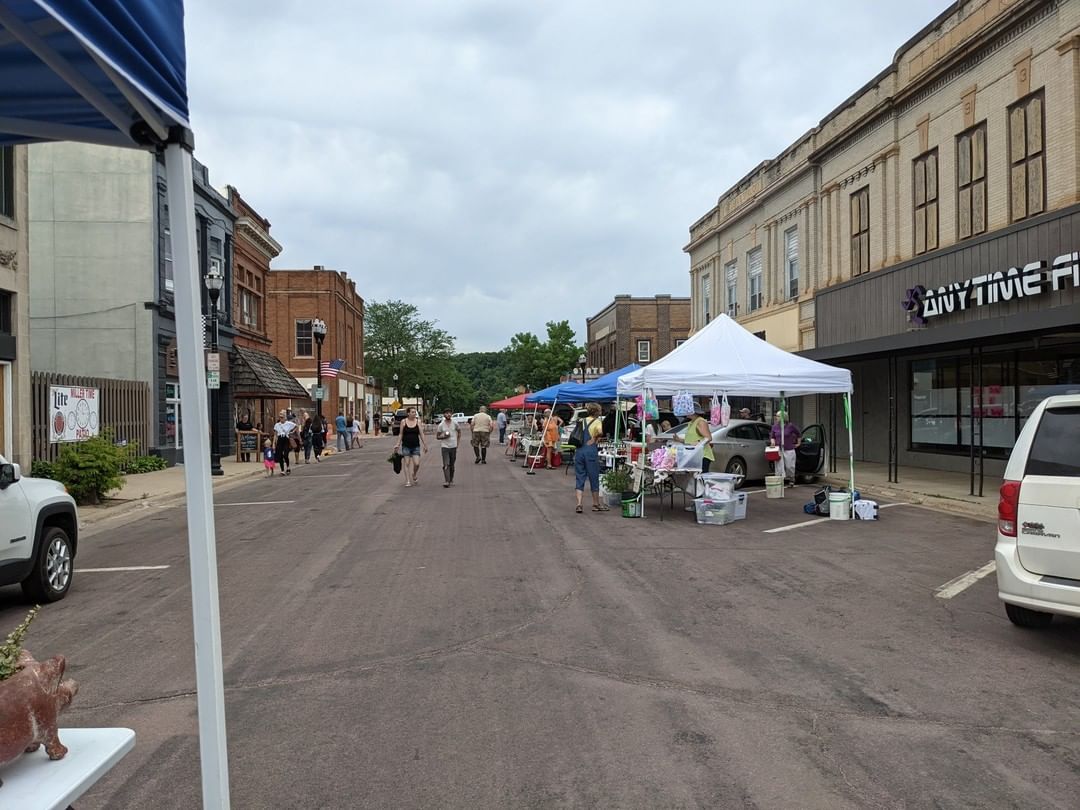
[2,440,1078,809]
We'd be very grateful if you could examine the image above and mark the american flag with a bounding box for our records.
[320,359,345,378]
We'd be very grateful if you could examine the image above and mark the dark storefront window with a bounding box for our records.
[0,146,13,219]
[911,345,1080,456]
[0,291,11,334]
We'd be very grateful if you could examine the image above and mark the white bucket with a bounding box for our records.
[765,476,784,499]
[828,491,851,520]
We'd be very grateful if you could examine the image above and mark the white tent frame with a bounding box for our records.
[0,14,231,807]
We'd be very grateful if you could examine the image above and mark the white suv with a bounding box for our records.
[995,394,1080,628]
[0,455,79,602]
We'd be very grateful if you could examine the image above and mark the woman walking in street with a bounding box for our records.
[311,414,325,462]
[351,414,363,449]
[541,408,562,469]
[273,411,298,476]
[395,406,427,486]
[435,409,461,487]
[301,415,314,463]
[292,410,307,466]
[574,402,608,513]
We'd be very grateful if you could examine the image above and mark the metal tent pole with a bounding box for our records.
[845,391,856,511]
[165,138,231,810]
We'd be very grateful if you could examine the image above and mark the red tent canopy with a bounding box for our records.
[489,393,530,410]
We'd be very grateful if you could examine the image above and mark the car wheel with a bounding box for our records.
[21,526,74,603]
[1004,602,1054,628]
[725,457,747,488]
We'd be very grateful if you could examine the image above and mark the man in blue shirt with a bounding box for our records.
[335,412,349,452]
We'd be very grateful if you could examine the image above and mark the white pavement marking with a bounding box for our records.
[764,518,829,533]
[935,561,997,599]
[76,565,171,573]
[879,502,911,509]
[300,474,349,478]
[217,500,295,506]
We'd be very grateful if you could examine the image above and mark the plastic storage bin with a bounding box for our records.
[695,497,737,525]
[828,491,851,520]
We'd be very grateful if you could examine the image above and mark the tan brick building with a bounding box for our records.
[266,266,366,423]
[586,294,691,370]
[688,0,1080,479]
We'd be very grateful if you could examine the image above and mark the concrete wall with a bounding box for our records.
[28,142,156,384]
[0,146,30,466]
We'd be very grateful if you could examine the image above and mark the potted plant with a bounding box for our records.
[0,607,79,786]
[601,466,634,507]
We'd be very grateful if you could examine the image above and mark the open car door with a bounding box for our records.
[796,424,826,477]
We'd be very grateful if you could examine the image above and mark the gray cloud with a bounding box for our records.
[184,0,950,351]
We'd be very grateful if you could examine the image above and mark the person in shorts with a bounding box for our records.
[470,405,494,464]
[395,407,427,486]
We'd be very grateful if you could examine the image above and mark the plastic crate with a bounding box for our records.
[695,497,737,525]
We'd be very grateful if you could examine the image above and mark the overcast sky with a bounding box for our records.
[184,0,950,353]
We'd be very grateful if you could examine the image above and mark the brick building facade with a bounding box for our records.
[586,294,691,370]
[266,266,366,423]
[687,0,1080,478]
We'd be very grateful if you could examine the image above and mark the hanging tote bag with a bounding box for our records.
[720,394,731,427]
[709,394,722,426]
[568,418,587,448]
[672,390,694,417]
[644,389,659,421]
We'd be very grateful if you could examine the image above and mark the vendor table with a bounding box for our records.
[0,727,135,809]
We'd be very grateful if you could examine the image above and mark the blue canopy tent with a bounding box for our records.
[524,381,570,404]
[570,364,640,402]
[0,2,230,805]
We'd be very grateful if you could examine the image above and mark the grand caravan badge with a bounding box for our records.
[1021,521,1061,539]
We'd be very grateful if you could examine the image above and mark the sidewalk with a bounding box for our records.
[824,461,998,523]
[81,457,271,527]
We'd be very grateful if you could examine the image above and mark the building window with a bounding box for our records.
[165,382,182,450]
[637,340,651,363]
[0,291,11,334]
[913,150,939,255]
[747,249,762,312]
[725,261,737,317]
[1008,91,1045,222]
[240,289,258,329]
[702,273,711,325]
[850,186,870,275]
[957,123,987,239]
[295,319,313,357]
[784,227,799,300]
[0,146,13,219]
[675,338,687,348]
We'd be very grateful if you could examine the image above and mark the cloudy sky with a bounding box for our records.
[184,0,950,353]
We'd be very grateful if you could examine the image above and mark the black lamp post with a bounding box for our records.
[415,383,420,418]
[313,318,327,419]
[578,353,587,384]
[204,264,224,476]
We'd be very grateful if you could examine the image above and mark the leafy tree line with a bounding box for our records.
[364,300,584,413]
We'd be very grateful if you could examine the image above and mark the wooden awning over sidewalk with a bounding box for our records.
[230,346,308,399]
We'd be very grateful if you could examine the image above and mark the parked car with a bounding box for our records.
[995,394,1080,628]
[451,412,470,425]
[653,419,827,488]
[390,408,408,436]
[0,454,79,602]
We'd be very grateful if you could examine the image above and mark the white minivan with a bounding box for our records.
[995,394,1080,628]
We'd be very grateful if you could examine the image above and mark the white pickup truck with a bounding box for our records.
[0,454,79,602]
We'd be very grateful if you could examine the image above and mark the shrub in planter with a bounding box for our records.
[53,431,126,505]
[124,455,167,474]
[30,460,57,480]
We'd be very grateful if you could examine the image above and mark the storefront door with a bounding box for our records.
[0,361,8,459]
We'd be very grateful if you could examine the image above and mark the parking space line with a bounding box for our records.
[300,474,349,478]
[76,565,171,573]
[217,500,295,506]
[935,561,996,599]
[763,517,829,533]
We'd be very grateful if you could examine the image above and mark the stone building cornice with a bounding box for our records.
[235,216,282,259]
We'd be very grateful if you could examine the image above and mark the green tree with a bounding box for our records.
[364,300,455,394]
[505,321,583,391]
[452,351,516,408]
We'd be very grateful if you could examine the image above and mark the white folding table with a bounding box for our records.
[0,728,135,809]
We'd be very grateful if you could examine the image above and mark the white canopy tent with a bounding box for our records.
[617,314,856,500]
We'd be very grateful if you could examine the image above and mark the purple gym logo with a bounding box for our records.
[901,285,927,326]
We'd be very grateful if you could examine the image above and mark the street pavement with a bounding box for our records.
[2,440,1079,808]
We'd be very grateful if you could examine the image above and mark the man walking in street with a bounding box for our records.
[335,411,349,452]
[436,409,461,487]
[470,405,494,464]
[496,409,508,444]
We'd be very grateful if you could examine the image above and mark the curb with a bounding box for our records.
[823,475,996,524]
[79,467,266,531]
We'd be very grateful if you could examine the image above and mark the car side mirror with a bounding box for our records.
[0,462,20,489]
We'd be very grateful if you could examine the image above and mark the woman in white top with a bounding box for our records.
[272,412,298,476]
[350,416,362,449]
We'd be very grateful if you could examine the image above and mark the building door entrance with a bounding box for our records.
[0,362,7,458]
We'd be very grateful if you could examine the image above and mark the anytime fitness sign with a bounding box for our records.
[902,252,1080,325]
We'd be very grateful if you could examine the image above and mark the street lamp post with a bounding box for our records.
[392,373,399,400]
[313,318,327,420]
[204,265,224,476]
[415,383,420,418]
[578,353,587,384]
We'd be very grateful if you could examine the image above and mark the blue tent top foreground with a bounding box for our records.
[0,0,189,148]
[524,380,572,404]
[524,364,641,405]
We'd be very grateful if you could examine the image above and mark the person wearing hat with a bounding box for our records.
[738,407,751,420]
[675,401,714,473]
